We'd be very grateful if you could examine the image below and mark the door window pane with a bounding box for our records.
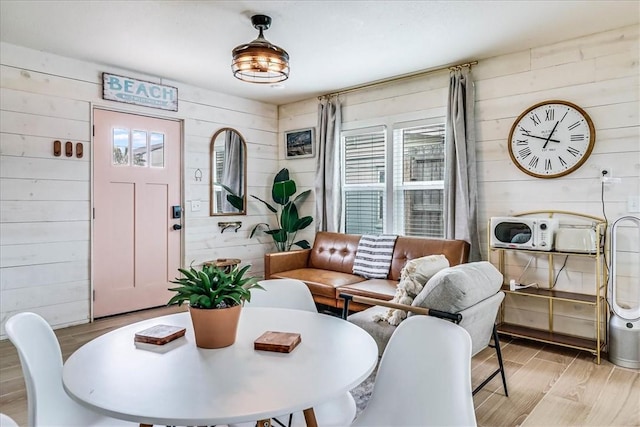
[112,128,130,165]
[132,130,148,167]
[150,132,165,168]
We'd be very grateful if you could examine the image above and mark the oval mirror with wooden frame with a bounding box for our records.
[210,128,247,216]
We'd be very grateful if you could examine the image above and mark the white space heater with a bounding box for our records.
[608,215,640,369]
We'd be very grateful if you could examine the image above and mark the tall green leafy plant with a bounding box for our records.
[250,168,313,251]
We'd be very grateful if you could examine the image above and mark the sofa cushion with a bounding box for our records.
[308,232,361,274]
[338,278,397,300]
[348,305,394,355]
[389,237,470,280]
[271,268,365,299]
[411,261,503,313]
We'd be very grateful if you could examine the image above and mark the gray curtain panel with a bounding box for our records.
[444,68,480,261]
[315,96,342,232]
[221,130,243,212]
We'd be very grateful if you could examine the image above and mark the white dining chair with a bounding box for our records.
[0,413,19,427]
[233,278,357,427]
[246,278,319,312]
[5,312,136,426]
[351,315,477,427]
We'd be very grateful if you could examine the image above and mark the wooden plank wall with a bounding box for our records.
[278,25,639,338]
[0,42,278,336]
[1,25,637,338]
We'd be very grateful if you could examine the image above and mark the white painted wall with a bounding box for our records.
[0,42,278,335]
[278,25,640,339]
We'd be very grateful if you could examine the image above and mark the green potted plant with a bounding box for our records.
[168,263,262,348]
[250,168,313,251]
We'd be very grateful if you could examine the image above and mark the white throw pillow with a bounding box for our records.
[373,254,450,325]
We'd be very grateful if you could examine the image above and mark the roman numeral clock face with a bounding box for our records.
[508,101,596,178]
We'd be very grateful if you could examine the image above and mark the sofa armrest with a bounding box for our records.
[264,249,312,278]
[338,293,461,323]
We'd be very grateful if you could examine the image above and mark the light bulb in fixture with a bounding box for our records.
[231,15,289,84]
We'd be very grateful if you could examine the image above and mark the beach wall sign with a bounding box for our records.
[103,73,178,111]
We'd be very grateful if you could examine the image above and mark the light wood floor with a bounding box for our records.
[1,305,638,426]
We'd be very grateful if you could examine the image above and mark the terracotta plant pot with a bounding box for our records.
[188,304,241,349]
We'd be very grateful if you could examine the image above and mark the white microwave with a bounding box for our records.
[490,217,559,251]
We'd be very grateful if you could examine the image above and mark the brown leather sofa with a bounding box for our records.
[264,231,470,312]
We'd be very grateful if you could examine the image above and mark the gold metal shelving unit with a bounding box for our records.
[489,210,608,364]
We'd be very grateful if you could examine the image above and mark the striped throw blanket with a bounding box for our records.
[352,234,398,279]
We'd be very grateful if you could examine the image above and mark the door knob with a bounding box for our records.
[172,224,182,231]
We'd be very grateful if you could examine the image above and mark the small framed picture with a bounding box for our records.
[285,127,315,159]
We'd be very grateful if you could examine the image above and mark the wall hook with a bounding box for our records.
[218,221,242,233]
[53,140,61,157]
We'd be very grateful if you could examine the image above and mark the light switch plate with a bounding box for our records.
[191,200,201,212]
[628,196,640,213]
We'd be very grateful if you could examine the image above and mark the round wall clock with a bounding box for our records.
[508,100,596,178]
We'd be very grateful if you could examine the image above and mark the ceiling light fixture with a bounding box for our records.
[231,14,289,84]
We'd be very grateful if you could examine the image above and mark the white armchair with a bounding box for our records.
[343,261,509,396]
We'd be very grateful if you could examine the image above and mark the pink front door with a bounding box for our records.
[93,109,182,318]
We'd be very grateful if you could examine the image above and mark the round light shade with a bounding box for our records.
[231,15,289,84]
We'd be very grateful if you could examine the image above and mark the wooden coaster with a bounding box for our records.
[254,331,301,353]
[134,324,186,345]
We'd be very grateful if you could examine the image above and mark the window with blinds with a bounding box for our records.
[342,127,386,235]
[393,122,445,237]
[341,120,445,237]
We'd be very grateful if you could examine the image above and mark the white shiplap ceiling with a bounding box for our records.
[1,0,638,105]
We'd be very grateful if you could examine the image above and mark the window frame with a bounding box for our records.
[392,118,446,236]
[341,125,387,235]
[340,117,446,237]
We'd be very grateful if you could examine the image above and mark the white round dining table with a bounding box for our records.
[62,308,378,426]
